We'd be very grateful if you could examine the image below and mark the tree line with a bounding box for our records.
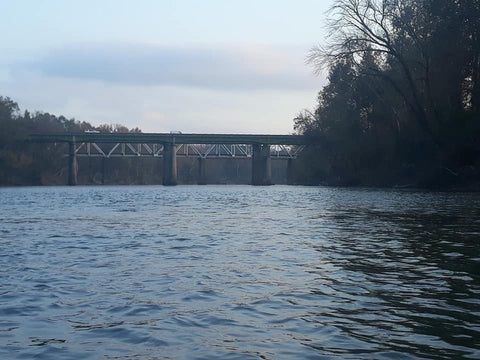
[0,96,142,185]
[294,0,480,188]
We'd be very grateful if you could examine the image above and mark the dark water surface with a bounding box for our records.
[1,185,479,359]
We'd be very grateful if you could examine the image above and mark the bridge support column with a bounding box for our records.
[101,157,106,185]
[162,143,177,186]
[68,140,78,186]
[198,157,207,185]
[287,158,295,185]
[252,144,272,185]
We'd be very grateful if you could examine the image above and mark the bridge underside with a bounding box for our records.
[30,133,306,186]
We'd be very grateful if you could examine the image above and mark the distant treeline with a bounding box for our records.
[294,0,480,189]
[0,96,144,185]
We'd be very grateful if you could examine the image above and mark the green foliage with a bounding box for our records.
[296,0,480,188]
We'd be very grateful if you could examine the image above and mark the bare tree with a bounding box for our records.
[308,0,434,138]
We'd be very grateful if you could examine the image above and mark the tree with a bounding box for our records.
[0,96,19,120]
[308,0,468,141]
[295,0,480,187]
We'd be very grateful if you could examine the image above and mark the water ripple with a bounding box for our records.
[0,185,479,359]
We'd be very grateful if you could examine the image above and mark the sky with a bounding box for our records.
[0,0,333,134]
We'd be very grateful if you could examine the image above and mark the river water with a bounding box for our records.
[0,185,479,359]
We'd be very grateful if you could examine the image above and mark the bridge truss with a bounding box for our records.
[72,142,305,159]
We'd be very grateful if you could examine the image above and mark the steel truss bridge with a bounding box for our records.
[71,143,304,159]
[30,133,308,186]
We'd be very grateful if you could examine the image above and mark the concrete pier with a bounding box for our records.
[162,143,177,186]
[198,157,207,185]
[286,158,295,185]
[252,144,271,185]
[101,157,106,185]
[68,141,78,186]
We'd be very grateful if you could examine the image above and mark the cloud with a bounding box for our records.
[22,42,318,91]
[3,42,325,134]
[3,70,319,134]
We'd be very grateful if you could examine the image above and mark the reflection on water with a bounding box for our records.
[0,185,479,359]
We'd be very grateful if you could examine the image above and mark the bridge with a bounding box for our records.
[30,133,307,186]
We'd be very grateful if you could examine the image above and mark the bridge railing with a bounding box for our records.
[29,132,307,146]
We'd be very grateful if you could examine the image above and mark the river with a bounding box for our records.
[0,185,479,359]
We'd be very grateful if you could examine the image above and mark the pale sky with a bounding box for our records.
[0,0,333,134]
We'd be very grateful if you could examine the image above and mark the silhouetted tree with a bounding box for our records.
[296,0,480,188]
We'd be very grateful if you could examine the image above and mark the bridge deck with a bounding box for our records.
[29,133,307,145]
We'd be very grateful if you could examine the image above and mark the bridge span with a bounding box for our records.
[30,133,307,186]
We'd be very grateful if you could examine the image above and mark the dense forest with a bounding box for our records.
[294,0,480,189]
